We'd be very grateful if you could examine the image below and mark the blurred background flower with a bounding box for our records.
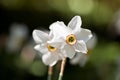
[0,0,120,80]
[6,23,28,53]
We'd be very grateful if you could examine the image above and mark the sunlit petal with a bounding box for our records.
[32,30,48,43]
[68,16,82,34]
[86,33,97,49]
[62,45,76,59]
[48,29,65,48]
[74,40,87,53]
[76,28,92,42]
[34,44,48,54]
[49,21,72,38]
[42,53,58,66]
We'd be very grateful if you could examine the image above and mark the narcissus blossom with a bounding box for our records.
[33,30,65,66]
[70,34,97,66]
[48,16,92,59]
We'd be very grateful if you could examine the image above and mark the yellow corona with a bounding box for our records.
[66,34,77,45]
[47,44,57,52]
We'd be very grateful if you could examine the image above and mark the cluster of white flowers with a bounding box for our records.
[32,16,92,66]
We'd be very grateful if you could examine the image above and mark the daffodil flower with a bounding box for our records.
[33,30,65,66]
[70,34,97,66]
[48,16,92,59]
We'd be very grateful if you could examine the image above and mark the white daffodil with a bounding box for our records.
[70,34,97,66]
[33,30,65,66]
[48,16,92,59]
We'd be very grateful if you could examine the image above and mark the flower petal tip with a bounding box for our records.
[74,15,81,19]
[89,34,93,38]
[34,45,39,51]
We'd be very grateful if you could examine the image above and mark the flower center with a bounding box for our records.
[66,34,76,45]
[47,44,57,52]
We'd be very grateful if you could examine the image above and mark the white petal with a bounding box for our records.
[58,52,66,60]
[47,41,63,48]
[86,33,97,49]
[34,44,48,54]
[48,36,66,48]
[62,45,76,59]
[79,54,88,67]
[70,52,83,65]
[34,45,40,51]
[68,16,82,34]
[32,30,48,43]
[55,21,66,28]
[48,29,65,48]
[76,28,92,42]
[74,40,87,53]
[48,22,72,48]
[49,21,72,39]
[42,53,58,66]
[49,30,54,39]
[49,21,66,30]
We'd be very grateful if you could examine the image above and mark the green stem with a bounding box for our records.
[58,74,63,80]
[48,66,53,80]
[58,58,66,80]
[48,74,52,80]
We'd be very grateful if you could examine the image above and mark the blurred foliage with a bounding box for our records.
[92,2,114,25]
[29,60,47,77]
[0,0,25,9]
[90,42,120,65]
[68,0,95,15]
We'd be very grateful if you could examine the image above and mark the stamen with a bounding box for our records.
[47,44,57,52]
[66,34,76,45]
